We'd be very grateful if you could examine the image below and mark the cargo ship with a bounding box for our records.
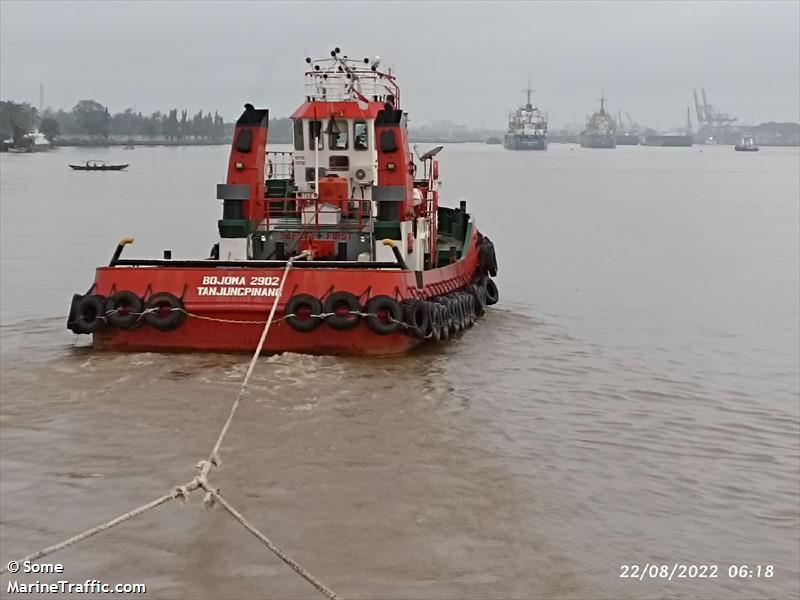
[504,84,547,150]
[66,49,499,355]
[580,93,616,149]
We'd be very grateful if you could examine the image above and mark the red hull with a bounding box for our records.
[89,229,482,355]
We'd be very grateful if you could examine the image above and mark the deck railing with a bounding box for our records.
[262,196,374,233]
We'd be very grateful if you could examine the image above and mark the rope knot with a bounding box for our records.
[172,485,190,504]
[202,490,217,512]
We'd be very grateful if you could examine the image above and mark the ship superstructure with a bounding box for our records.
[504,84,548,150]
[580,93,616,149]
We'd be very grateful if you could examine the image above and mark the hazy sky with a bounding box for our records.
[1,0,798,130]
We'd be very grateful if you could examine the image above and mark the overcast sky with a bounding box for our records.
[1,0,798,130]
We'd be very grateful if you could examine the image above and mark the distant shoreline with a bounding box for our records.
[46,139,800,148]
[53,139,232,147]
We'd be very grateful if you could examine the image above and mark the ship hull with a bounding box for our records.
[80,228,488,355]
[615,134,639,145]
[504,134,547,150]
[642,135,693,147]
[580,133,616,148]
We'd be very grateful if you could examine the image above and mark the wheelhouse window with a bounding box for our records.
[328,119,348,150]
[308,120,323,150]
[293,120,304,150]
[329,155,349,170]
[354,121,368,150]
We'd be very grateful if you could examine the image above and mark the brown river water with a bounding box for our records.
[1,144,798,599]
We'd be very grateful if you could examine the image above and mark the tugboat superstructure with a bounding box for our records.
[504,84,548,150]
[66,50,499,355]
[734,135,759,152]
[581,93,617,149]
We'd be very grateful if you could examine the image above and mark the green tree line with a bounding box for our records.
[1,99,231,141]
[2,99,296,144]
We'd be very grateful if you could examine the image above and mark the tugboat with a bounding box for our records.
[504,84,547,150]
[66,49,499,355]
[580,93,616,149]
[734,135,759,152]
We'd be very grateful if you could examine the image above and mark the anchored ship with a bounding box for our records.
[504,84,547,150]
[580,93,616,149]
[615,110,639,145]
[66,49,499,355]
[641,134,693,147]
[4,127,51,153]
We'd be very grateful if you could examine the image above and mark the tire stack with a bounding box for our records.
[67,291,186,334]
[281,276,499,343]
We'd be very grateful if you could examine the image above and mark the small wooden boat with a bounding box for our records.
[69,160,129,171]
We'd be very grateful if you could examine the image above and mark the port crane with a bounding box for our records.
[693,87,736,129]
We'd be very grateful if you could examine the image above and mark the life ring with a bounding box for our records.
[402,299,429,339]
[323,291,361,331]
[106,291,144,330]
[366,295,403,335]
[72,294,106,334]
[144,292,186,331]
[483,278,499,305]
[285,294,323,332]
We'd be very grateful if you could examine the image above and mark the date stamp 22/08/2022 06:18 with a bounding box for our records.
[620,564,775,581]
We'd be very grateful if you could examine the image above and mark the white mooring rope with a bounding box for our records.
[2,251,340,599]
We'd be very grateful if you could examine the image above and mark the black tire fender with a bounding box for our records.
[72,294,106,334]
[366,295,403,335]
[427,302,441,342]
[323,291,361,331]
[403,299,429,339]
[466,295,476,327]
[106,291,144,330]
[468,283,485,316]
[144,292,186,331]
[457,294,469,329]
[67,293,82,332]
[484,277,499,305]
[285,294,323,332]
[437,304,450,341]
[445,296,461,333]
